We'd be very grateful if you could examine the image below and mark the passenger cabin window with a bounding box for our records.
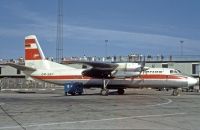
[170,69,181,74]
[146,70,163,74]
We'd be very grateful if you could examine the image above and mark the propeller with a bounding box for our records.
[138,56,146,81]
[139,56,146,74]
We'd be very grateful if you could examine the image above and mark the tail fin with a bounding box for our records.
[24,35,69,70]
[25,35,45,60]
[25,35,48,69]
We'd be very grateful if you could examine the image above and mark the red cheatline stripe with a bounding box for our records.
[32,75,91,80]
[25,39,36,45]
[32,74,182,80]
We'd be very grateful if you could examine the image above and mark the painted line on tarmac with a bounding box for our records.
[0,112,186,129]
[1,88,56,91]
[146,98,172,107]
[0,103,5,106]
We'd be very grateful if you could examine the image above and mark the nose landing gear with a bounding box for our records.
[100,79,110,96]
[100,79,125,95]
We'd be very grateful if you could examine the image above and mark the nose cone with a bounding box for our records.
[187,77,198,87]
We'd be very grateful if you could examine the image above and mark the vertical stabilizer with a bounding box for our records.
[25,35,45,60]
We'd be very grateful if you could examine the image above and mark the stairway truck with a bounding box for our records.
[64,82,84,96]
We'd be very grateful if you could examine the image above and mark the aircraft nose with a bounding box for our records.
[187,77,198,87]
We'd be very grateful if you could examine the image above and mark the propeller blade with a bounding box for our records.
[139,56,146,73]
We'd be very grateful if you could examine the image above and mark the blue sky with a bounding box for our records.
[0,0,200,59]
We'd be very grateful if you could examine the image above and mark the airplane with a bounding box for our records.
[7,35,198,96]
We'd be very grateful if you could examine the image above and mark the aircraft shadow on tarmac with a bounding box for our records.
[52,90,173,97]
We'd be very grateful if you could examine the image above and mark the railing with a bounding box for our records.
[65,55,200,62]
[1,55,200,64]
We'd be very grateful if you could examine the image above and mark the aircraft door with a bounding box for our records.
[165,75,169,88]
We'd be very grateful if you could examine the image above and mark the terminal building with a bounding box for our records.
[143,55,200,78]
[0,64,25,78]
[146,61,200,78]
[0,58,25,78]
[0,55,200,78]
[0,55,199,90]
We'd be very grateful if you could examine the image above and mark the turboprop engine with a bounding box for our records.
[111,70,141,78]
[111,63,142,78]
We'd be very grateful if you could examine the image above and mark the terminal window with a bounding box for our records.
[17,69,21,74]
[162,64,168,68]
[192,64,199,75]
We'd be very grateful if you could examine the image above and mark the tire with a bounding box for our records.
[78,92,82,95]
[117,89,125,95]
[101,89,109,96]
[70,92,75,96]
[172,89,180,96]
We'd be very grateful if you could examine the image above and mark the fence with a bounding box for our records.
[0,78,58,90]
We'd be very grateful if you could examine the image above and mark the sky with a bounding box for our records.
[0,0,200,59]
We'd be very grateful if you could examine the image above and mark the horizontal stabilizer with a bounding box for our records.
[6,63,36,72]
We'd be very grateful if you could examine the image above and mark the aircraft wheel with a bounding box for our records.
[172,89,180,96]
[70,92,76,96]
[78,92,83,95]
[117,89,125,95]
[101,89,109,96]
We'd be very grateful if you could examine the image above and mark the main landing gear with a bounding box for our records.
[100,79,125,96]
[117,88,125,95]
[172,88,181,96]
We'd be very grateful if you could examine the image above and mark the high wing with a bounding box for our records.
[62,60,119,78]
[6,63,36,72]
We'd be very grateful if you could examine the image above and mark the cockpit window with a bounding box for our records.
[177,70,181,73]
[170,69,182,74]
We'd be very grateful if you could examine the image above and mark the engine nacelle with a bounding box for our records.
[116,63,141,71]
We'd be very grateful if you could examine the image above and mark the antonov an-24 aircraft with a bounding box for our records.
[7,35,197,96]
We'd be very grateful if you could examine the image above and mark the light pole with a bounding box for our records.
[199,73,200,92]
[180,40,184,56]
[105,40,108,57]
